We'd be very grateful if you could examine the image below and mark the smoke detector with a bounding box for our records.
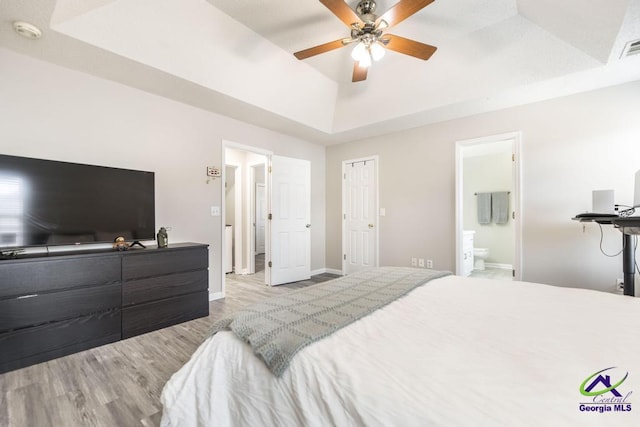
[13,21,42,40]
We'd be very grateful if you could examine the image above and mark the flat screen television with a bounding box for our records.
[0,154,155,249]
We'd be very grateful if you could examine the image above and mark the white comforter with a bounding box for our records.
[161,275,640,426]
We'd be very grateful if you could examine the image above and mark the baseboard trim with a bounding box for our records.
[209,291,224,301]
[485,263,513,270]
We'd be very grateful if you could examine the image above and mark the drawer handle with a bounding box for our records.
[17,294,39,299]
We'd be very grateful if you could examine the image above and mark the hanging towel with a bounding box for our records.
[477,192,492,224]
[492,191,510,224]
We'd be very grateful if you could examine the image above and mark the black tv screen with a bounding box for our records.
[0,154,155,249]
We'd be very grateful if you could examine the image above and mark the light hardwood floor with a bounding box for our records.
[0,272,339,427]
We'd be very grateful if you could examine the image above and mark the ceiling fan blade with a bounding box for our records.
[352,61,368,82]
[294,39,347,60]
[376,0,435,28]
[384,34,437,60]
[320,0,363,27]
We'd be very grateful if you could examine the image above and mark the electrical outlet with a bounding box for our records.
[418,258,425,268]
[411,257,417,267]
[426,260,433,269]
[617,278,624,291]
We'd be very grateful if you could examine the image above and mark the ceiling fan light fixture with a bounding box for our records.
[351,42,367,61]
[351,40,385,67]
[293,0,437,82]
[370,42,385,61]
[359,52,372,68]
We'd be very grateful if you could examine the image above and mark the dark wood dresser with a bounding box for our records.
[0,242,209,374]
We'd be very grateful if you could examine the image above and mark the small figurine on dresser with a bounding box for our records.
[157,227,168,248]
[113,236,129,251]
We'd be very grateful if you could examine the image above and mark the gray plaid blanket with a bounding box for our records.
[210,267,451,376]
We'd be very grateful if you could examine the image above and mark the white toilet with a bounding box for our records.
[473,248,490,270]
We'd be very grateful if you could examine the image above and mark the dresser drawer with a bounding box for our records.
[122,247,208,280]
[0,283,121,333]
[0,255,121,298]
[122,291,209,339]
[123,270,207,307]
[0,243,209,373]
[0,309,121,371]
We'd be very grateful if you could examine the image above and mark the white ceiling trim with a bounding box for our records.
[52,0,339,133]
[516,0,630,63]
[1,0,639,145]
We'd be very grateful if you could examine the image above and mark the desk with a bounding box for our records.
[572,215,638,296]
[613,217,640,297]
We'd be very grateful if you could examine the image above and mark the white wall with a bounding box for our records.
[0,48,326,297]
[326,80,640,294]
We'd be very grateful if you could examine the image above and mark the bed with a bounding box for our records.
[160,267,640,426]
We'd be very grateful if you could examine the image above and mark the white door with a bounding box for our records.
[269,155,311,285]
[255,183,266,254]
[343,158,378,275]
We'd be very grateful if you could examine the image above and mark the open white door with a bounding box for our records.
[269,155,311,285]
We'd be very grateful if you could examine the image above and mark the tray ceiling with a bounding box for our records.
[1,0,639,144]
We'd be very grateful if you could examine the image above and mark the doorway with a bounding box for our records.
[222,143,312,295]
[342,156,379,275]
[455,132,522,280]
[225,147,266,277]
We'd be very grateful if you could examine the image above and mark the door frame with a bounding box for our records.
[454,132,522,280]
[222,141,273,296]
[224,162,242,275]
[341,155,380,275]
[247,161,265,274]
[254,182,266,255]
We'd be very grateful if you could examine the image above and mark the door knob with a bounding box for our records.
[368,224,374,228]
[306,224,311,228]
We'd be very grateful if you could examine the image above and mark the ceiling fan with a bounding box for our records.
[294,0,438,82]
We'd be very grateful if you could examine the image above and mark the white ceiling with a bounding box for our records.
[1,0,640,145]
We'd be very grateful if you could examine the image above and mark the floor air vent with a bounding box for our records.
[622,39,640,58]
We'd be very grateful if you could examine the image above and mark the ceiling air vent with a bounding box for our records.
[622,39,640,58]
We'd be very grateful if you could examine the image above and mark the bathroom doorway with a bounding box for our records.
[455,132,522,280]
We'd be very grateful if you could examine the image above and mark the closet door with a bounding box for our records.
[343,158,378,275]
